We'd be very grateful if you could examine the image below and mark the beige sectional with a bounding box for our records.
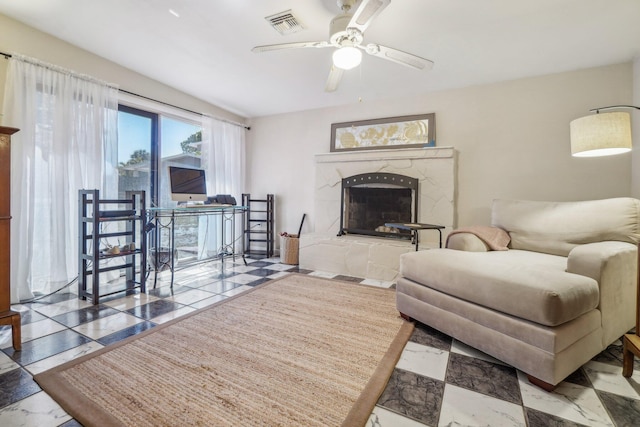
[396,198,640,388]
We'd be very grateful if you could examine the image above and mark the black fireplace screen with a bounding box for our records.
[338,173,418,239]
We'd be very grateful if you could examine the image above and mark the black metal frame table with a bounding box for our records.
[384,222,445,251]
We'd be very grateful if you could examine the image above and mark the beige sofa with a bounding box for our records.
[396,198,640,389]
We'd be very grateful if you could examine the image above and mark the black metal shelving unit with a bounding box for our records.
[78,189,147,304]
[242,193,274,258]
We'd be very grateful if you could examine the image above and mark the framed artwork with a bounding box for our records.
[330,113,435,152]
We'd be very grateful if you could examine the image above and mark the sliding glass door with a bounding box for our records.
[116,104,204,263]
[158,116,203,262]
[117,105,157,206]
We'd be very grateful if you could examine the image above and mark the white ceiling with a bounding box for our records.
[1,0,639,118]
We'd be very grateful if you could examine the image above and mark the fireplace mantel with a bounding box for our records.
[315,146,455,164]
[299,146,457,282]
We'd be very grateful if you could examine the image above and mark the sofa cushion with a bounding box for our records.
[396,277,601,354]
[491,198,640,256]
[400,249,599,326]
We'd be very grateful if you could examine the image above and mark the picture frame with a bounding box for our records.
[330,113,436,152]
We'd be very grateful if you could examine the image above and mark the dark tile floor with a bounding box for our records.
[1,256,639,426]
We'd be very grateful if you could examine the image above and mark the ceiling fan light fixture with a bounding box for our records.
[332,46,362,70]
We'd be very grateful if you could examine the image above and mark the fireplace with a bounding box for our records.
[338,173,418,239]
[302,147,455,281]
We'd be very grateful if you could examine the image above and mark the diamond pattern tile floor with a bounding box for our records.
[0,256,639,426]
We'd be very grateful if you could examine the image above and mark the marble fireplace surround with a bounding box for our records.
[300,147,456,282]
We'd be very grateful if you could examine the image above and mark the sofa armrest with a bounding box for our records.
[567,241,637,345]
[446,233,490,252]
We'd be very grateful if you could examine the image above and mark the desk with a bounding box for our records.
[384,222,445,251]
[147,205,247,287]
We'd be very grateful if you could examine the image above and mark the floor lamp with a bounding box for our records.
[570,105,640,376]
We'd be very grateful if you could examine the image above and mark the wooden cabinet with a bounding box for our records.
[0,126,21,350]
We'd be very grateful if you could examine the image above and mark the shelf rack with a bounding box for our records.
[78,189,147,304]
[242,193,274,258]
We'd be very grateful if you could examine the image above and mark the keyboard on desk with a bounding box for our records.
[183,203,232,208]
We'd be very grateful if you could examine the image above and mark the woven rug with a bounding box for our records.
[35,274,413,426]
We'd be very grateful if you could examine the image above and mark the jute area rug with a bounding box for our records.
[35,274,414,426]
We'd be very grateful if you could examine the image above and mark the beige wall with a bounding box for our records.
[247,63,634,234]
[0,13,246,124]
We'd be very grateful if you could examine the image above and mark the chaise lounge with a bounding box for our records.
[396,197,640,389]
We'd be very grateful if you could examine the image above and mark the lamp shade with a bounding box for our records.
[332,46,362,70]
[570,112,632,157]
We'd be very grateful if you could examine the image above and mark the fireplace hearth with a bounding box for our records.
[338,173,418,239]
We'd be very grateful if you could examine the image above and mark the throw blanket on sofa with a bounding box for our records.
[446,225,511,251]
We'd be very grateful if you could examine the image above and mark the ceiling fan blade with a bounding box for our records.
[348,0,391,33]
[252,41,331,53]
[325,65,344,92]
[362,43,434,70]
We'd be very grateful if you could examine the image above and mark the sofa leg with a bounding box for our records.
[527,375,557,392]
[399,312,413,322]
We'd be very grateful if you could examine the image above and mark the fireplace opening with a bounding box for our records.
[338,173,418,239]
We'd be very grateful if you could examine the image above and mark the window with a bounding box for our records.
[116,105,202,207]
[158,116,202,208]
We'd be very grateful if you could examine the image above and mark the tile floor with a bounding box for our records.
[1,256,640,426]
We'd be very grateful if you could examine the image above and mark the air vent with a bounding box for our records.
[265,10,305,35]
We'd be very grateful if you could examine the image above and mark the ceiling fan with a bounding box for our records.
[252,0,434,92]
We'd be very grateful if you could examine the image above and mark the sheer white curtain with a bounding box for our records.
[2,54,118,302]
[199,116,246,258]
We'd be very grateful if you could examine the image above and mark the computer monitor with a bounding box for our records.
[168,166,208,202]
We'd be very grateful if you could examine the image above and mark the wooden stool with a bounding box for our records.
[623,334,640,377]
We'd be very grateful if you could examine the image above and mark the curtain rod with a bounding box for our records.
[1,50,250,131]
[119,89,250,130]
